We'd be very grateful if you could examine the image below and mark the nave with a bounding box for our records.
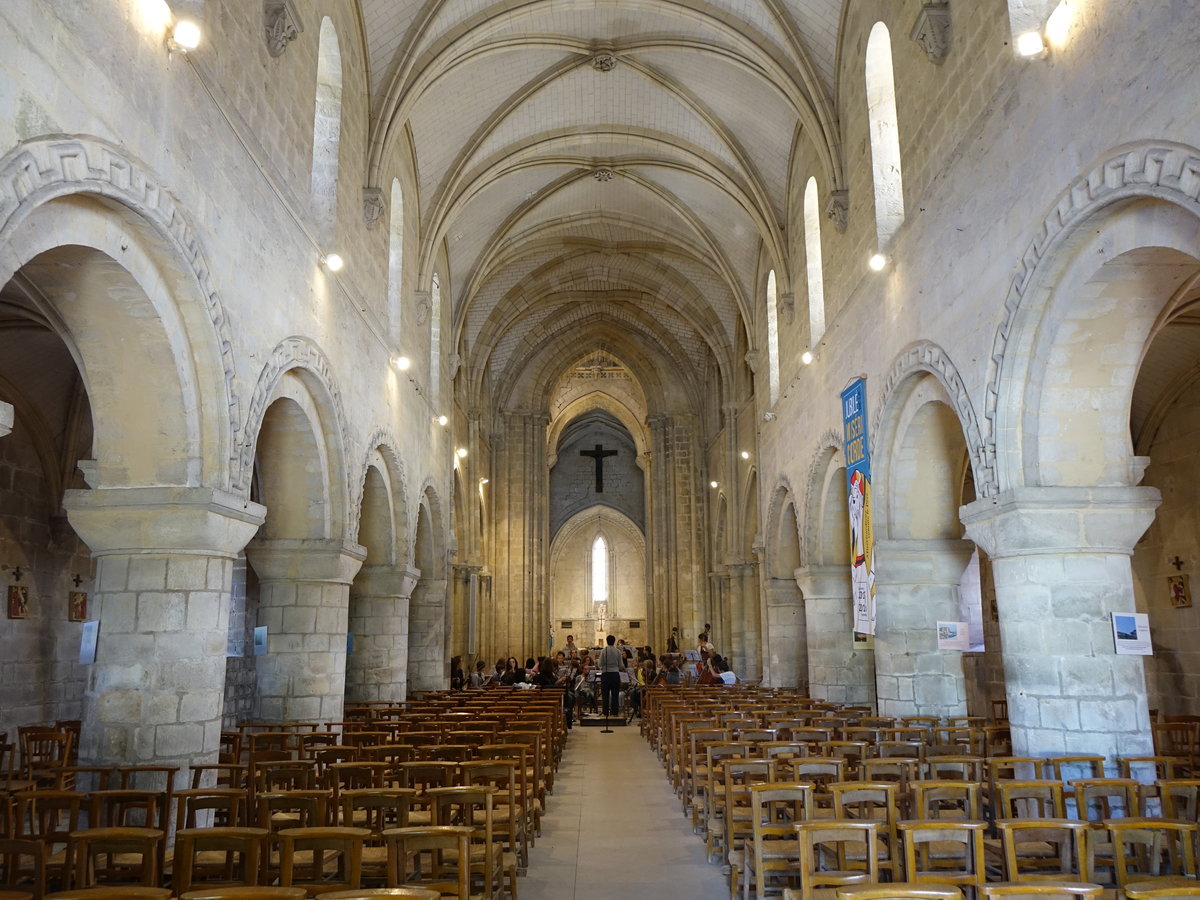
[522,722,730,900]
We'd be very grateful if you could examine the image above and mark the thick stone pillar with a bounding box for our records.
[407,572,450,695]
[962,486,1159,761]
[244,538,366,724]
[346,565,419,703]
[795,565,874,705]
[873,539,974,719]
[729,561,761,682]
[762,573,806,690]
[63,487,265,774]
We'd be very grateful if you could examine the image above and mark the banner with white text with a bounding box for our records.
[842,378,876,637]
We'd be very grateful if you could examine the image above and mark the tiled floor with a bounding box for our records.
[520,720,732,900]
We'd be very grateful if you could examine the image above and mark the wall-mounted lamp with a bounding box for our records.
[763,411,777,422]
[321,253,344,272]
[740,450,751,460]
[391,355,411,371]
[456,447,468,459]
[167,19,201,53]
[710,480,719,489]
[868,253,888,272]
[801,350,814,365]
[435,415,448,427]
[479,478,489,486]
[1016,30,1046,56]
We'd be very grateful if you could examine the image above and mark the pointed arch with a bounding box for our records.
[865,22,904,251]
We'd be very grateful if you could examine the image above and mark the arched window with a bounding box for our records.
[766,269,780,405]
[311,17,343,246]
[865,22,904,251]
[803,177,826,344]
[387,178,404,339]
[429,272,442,398]
[591,534,608,605]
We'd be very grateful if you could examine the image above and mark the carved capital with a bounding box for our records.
[744,350,761,374]
[362,186,385,229]
[825,189,849,233]
[593,167,615,182]
[911,2,952,63]
[264,0,303,58]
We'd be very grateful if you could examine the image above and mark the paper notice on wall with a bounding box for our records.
[937,620,970,651]
[1112,612,1152,655]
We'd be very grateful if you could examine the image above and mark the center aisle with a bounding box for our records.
[520,721,732,900]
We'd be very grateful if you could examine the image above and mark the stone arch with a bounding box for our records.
[354,432,411,566]
[865,21,905,251]
[872,342,983,541]
[311,16,344,246]
[985,141,1200,496]
[408,482,448,694]
[802,430,845,567]
[0,136,238,489]
[762,479,805,687]
[242,338,354,542]
[549,506,647,640]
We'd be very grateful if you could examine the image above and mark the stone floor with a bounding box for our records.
[520,718,732,900]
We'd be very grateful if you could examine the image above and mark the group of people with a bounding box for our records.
[447,626,738,726]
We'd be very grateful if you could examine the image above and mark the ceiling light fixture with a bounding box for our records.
[435,415,448,427]
[801,350,814,365]
[868,253,888,272]
[456,447,468,459]
[710,480,719,489]
[740,451,750,460]
[1016,30,1046,57]
[321,253,344,272]
[391,355,411,371]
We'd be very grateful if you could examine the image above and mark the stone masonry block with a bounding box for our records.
[137,592,186,632]
[187,592,223,631]
[155,722,204,759]
[127,557,168,591]
[101,593,137,633]
[98,556,129,592]
[1060,657,1115,697]
[167,556,210,587]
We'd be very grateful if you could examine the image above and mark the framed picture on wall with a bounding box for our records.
[1168,574,1192,608]
[68,591,88,622]
[6,584,28,619]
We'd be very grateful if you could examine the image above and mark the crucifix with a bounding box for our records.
[580,444,618,492]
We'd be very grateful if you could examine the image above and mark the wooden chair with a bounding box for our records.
[829,782,902,882]
[1069,778,1140,822]
[794,820,880,899]
[923,756,984,783]
[740,782,813,900]
[1104,818,1198,895]
[1046,758,1105,819]
[337,789,416,884]
[277,826,370,896]
[1158,778,1200,822]
[15,790,85,890]
[994,818,1091,883]
[722,759,776,896]
[172,826,268,894]
[179,889,308,900]
[978,885,1103,898]
[316,890,440,900]
[898,820,987,894]
[65,827,163,888]
[1152,722,1199,774]
[18,731,73,789]
[910,781,983,821]
[428,785,511,900]
[0,837,47,898]
[380,826,471,899]
[831,886,962,899]
[459,760,526,869]
[994,781,1067,820]
[175,788,248,829]
[1124,882,1200,898]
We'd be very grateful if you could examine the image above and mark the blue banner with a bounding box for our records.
[842,378,875,636]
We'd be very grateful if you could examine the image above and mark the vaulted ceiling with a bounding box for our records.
[359,0,844,409]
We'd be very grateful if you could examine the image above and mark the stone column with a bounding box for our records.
[795,564,874,705]
[873,539,974,719]
[244,538,366,724]
[345,564,419,703]
[728,561,761,682]
[407,570,450,695]
[762,572,806,690]
[63,487,265,775]
[962,486,1159,761]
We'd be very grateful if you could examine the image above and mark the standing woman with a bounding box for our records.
[598,634,626,719]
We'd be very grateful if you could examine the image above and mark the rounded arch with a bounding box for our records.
[312,16,344,245]
[864,21,904,250]
[801,430,845,568]
[242,338,354,541]
[764,479,801,579]
[872,343,986,540]
[354,433,411,567]
[0,136,238,489]
[986,140,1200,496]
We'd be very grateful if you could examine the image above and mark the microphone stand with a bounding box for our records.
[601,672,613,734]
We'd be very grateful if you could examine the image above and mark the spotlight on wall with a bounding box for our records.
[762,411,777,422]
[321,253,344,272]
[801,350,814,365]
[391,355,411,371]
[740,451,751,460]
[1016,30,1046,57]
[167,19,201,52]
[435,414,449,427]
[456,447,468,459]
[479,478,489,485]
[868,253,888,272]
[710,480,719,489]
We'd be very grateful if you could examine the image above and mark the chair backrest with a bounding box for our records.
[899,820,988,888]
[88,789,169,830]
[1106,817,1198,890]
[1069,778,1140,821]
[15,789,85,845]
[380,825,472,899]
[910,781,983,820]
[995,780,1067,819]
[277,826,369,892]
[994,817,1090,882]
[0,836,47,897]
[67,825,164,887]
[338,788,416,834]
[172,826,268,894]
[1158,778,1200,821]
[255,790,330,831]
[796,819,880,894]
[175,788,247,829]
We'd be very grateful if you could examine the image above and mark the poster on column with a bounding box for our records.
[842,377,876,638]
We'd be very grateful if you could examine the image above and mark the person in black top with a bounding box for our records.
[598,634,626,718]
[666,626,680,653]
